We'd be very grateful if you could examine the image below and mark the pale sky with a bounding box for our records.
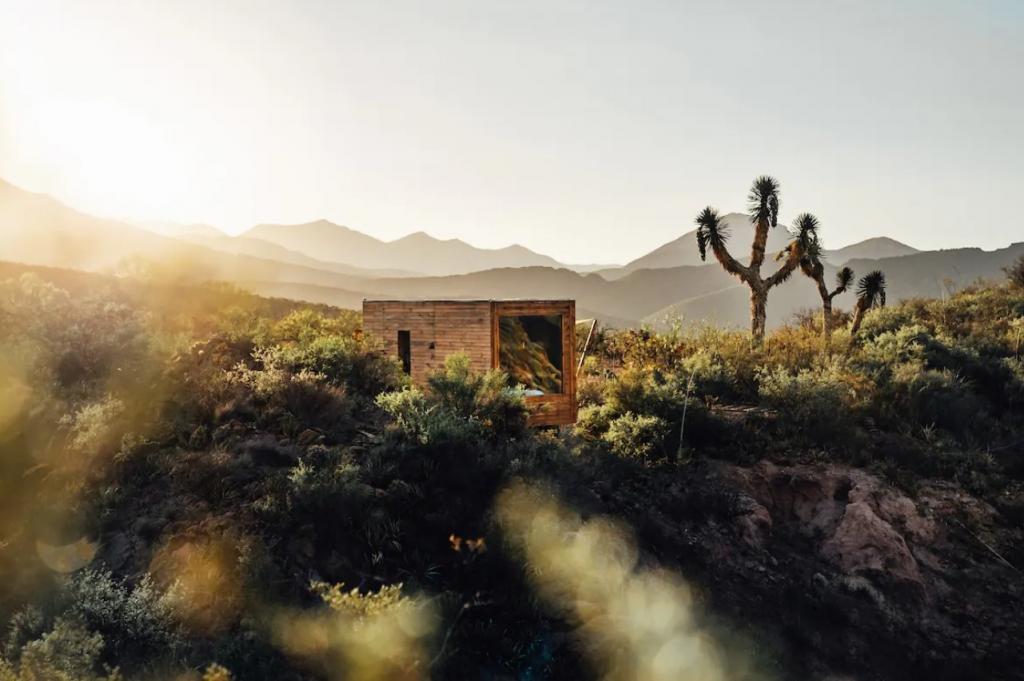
[1,0,1021,264]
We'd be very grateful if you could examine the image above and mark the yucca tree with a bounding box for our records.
[786,215,854,340]
[850,270,886,335]
[696,176,811,343]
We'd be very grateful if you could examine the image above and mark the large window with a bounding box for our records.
[498,315,563,395]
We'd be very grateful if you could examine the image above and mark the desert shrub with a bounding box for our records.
[679,348,735,398]
[1,617,114,681]
[0,274,147,396]
[603,412,670,462]
[1004,255,1024,289]
[573,404,616,442]
[576,366,712,454]
[60,569,181,659]
[853,323,1012,438]
[756,362,858,442]
[602,326,685,371]
[60,396,126,459]
[268,336,404,398]
[604,367,682,417]
[855,305,920,340]
[884,363,991,440]
[575,356,607,407]
[763,323,830,372]
[376,386,478,446]
[312,581,412,620]
[201,663,235,681]
[3,608,46,662]
[224,349,354,437]
[287,450,369,515]
[264,309,361,346]
[0,569,182,678]
[856,324,931,374]
[272,581,437,680]
[256,309,403,398]
[377,355,528,446]
[669,326,766,400]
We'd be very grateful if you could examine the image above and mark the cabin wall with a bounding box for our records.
[362,301,493,384]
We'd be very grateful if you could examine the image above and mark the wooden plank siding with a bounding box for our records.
[362,300,492,384]
[362,299,577,427]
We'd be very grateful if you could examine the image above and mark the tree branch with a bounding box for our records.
[710,240,750,283]
[765,247,802,289]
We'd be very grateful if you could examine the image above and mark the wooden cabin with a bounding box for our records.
[362,299,577,426]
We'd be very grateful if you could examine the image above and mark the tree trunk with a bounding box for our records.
[850,301,867,335]
[822,296,833,340]
[749,218,769,274]
[750,287,768,344]
[815,278,832,340]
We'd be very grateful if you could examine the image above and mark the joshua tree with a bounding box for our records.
[696,176,812,343]
[850,270,887,335]
[1003,255,1024,289]
[786,215,854,340]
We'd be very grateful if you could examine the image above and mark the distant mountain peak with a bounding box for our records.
[240,218,563,276]
[825,236,919,264]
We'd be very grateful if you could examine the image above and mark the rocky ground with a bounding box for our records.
[91,421,1024,680]
[616,459,1024,681]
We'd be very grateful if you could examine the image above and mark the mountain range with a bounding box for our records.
[2,177,1019,329]
[243,220,566,276]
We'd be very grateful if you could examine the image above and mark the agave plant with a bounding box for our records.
[695,176,813,343]
[850,270,887,335]
[786,216,853,340]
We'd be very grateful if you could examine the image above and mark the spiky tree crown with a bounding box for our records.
[792,213,820,252]
[748,175,780,227]
[835,267,854,293]
[856,270,887,307]
[695,206,729,262]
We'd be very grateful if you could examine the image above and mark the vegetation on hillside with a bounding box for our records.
[2,262,1023,680]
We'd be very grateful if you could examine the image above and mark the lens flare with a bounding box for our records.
[496,482,728,681]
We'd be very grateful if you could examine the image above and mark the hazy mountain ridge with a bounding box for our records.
[244,220,566,276]
[825,236,919,264]
[137,220,226,239]
[594,214,918,280]
[179,232,419,278]
[0,179,393,291]
[2,177,1018,330]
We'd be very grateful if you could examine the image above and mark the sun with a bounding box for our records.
[19,96,190,215]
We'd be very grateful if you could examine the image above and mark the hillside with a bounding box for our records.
[3,264,1022,680]
[244,220,566,276]
[826,236,919,264]
[846,243,1024,301]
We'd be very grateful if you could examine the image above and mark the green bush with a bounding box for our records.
[60,569,181,658]
[573,404,616,442]
[376,355,528,446]
[757,362,858,442]
[680,348,735,398]
[603,412,670,462]
[2,617,113,681]
[223,349,354,437]
[1004,255,1024,289]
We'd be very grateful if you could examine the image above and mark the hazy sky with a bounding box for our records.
[1,0,1021,264]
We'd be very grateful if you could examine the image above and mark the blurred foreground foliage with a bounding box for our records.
[1,261,1023,680]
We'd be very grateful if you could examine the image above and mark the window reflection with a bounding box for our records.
[499,315,563,395]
